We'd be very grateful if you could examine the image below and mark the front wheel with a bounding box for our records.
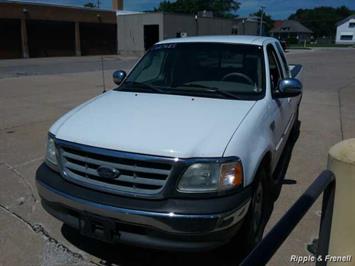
[225,167,273,259]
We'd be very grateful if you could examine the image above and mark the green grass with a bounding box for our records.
[289,43,354,49]
[287,46,312,50]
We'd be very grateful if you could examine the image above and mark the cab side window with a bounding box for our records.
[275,42,290,78]
[267,45,283,94]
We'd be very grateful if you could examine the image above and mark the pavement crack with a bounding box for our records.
[13,156,44,168]
[0,203,88,263]
[90,260,104,266]
[0,118,53,132]
[337,80,355,141]
[338,88,344,140]
[4,162,38,204]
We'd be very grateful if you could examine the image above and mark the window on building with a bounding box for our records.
[349,22,355,28]
[340,35,353,41]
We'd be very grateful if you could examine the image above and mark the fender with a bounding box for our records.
[223,99,276,187]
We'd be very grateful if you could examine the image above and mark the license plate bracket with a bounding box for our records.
[80,213,117,242]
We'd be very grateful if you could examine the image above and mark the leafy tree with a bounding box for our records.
[289,6,354,37]
[84,2,96,8]
[250,10,274,35]
[155,0,240,18]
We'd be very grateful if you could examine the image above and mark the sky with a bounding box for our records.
[6,0,355,19]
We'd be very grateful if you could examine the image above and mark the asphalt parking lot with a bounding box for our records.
[1,48,355,266]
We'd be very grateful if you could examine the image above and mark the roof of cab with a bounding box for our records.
[157,35,275,46]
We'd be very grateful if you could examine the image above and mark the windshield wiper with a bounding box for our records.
[120,81,165,94]
[177,84,240,100]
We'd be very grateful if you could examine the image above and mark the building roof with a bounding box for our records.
[0,0,116,23]
[0,0,114,12]
[273,20,284,29]
[116,10,143,16]
[234,16,260,23]
[158,35,275,46]
[336,15,355,26]
[270,20,313,34]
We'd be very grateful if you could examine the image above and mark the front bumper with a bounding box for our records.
[36,163,251,251]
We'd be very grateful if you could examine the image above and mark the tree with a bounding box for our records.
[288,6,354,37]
[84,2,96,8]
[155,0,240,18]
[250,10,274,35]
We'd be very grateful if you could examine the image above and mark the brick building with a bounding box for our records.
[0,0,123,59]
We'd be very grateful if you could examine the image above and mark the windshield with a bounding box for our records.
[118,43,265,100]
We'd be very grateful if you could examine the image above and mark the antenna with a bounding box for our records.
[100,55,106,93]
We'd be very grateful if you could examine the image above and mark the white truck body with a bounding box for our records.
[37,35,303,252]
[50,36,302,187]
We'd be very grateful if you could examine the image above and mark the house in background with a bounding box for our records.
[336,15,355,44]
[273,20,284,29]
[270,20,313,43]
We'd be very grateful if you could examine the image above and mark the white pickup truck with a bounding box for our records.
[36,36,302,254]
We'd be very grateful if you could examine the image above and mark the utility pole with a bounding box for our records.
[259,6,266,36]
[194,14,199,36]
[97,0,100,8]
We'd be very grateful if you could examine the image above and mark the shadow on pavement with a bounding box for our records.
[61,225,244,266]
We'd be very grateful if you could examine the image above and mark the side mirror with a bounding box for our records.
[276,78,303,98]
[113,70,127,85]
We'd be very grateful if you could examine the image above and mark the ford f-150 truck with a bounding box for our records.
[36,36,302,254]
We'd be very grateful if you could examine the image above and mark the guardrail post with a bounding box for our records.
[328,139,355,265]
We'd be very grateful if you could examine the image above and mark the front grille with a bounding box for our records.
[58,144,173,196]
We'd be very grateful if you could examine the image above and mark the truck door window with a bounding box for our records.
[267,45,283,93]
[275,42,290,78]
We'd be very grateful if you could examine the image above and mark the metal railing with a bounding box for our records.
[241,170,336,266]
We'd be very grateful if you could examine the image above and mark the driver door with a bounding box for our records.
[267,44,289,163]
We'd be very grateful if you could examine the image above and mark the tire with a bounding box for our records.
[224,167,273,259]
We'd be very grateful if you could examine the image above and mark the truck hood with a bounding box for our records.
[51,91,255,158]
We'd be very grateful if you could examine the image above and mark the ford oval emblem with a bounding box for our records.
[97,166,120,179]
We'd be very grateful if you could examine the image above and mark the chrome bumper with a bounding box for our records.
[37,179,250,235]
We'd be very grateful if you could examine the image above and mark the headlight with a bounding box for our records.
[177,160,243,193]
[46,134,58,167]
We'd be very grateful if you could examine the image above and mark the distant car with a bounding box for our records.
[36,36,303,255]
